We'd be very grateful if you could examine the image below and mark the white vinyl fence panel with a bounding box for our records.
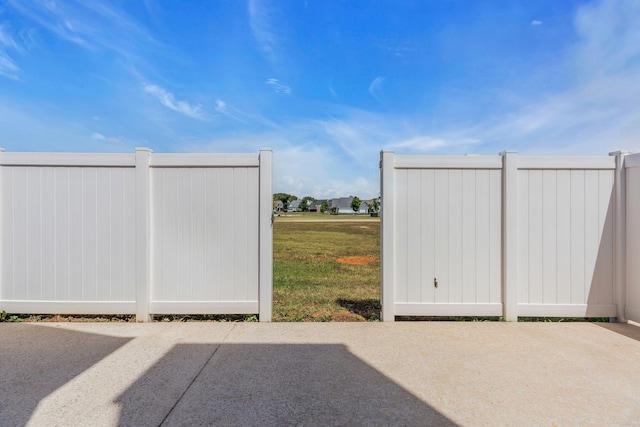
[626,153,640,323]
[0,155,137,314]
[390,157,502,317]
[149,160,260,314]
[517,159,616,317]
[0,149,273,321]
[381,151,626,321]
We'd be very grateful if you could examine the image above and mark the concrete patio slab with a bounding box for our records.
[1,322,639,426]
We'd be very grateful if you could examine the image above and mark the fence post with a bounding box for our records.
[610,151,629,322]
[501,151,518,321]
[135,148,152,322]
[259,149,273,322]
[380,150,395,322]
[0,148,3,307]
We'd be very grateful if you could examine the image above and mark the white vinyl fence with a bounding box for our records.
[625,153,640,323]
[0,148,273,322]
[381,150,636,322]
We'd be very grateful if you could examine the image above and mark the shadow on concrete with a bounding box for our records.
[595,322,640,342]
[116,343,457,426]
[0,324,132,426]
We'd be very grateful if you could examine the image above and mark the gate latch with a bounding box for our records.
[434,278,438,289]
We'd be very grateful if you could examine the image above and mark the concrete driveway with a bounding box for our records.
[2,322,639,426]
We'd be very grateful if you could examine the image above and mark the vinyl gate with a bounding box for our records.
[0,148,273,321]
[381,151,627,322]
[380,154,503,318]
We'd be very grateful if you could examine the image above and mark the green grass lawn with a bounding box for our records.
[273,221,380,321]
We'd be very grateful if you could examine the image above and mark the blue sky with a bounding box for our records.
[1,0,639,199]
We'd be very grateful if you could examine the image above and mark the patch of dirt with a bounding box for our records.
[336,255,379,265]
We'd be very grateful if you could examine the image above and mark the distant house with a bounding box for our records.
[288,200,301,212]
[328,196,368,214]
[275,200,284,212]
[310,200,326,212]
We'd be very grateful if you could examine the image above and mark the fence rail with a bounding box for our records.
[0,148,273,321]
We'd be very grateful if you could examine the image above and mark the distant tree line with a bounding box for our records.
[273,193,380,214]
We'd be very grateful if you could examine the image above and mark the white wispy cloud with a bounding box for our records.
[531,20,543,26]
[215,99,227,112]
[143,84,205,119]
[0,54,19,79]
[214,98,250,123]
[91,132,126,146]
[248,0,278,61]
[265,78,291,94]
[0,24,19,49]
[4,0,161,65]
[328,85,340,101]
[0,24,21,79]
[368,76,386,105]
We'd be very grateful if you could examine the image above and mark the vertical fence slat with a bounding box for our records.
[395,170,408,303]
[123,169,136,302]
[611,151,629,321]
[570,170,586,304]
[597,170,615,306]
[41,168,55,300]
[380,151,395,321]
[13,168,28,300]
[135,148,152,322]
[461,170,476,304]
[489,169,502,304]
[556,170,572,304]
[110,169,126,301]
[502,151,518,321]
[219,169,234,301]
[232,168,249,302]
[584,171,600,304]
[82,168,98,301]
[518,171,529,304]
[542,171,557,305]
[528,170,543,305]
[406,170,421,303]
[448,170,463,304]
[205,168,221,301]
[259,149,273,322]
[194,168,208,300]
[625,154,640,322]
[475,170,490,303]
[247,167,260,302]
[0,149,4,303]
[420,169,435,303]
[434,170,450,305]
